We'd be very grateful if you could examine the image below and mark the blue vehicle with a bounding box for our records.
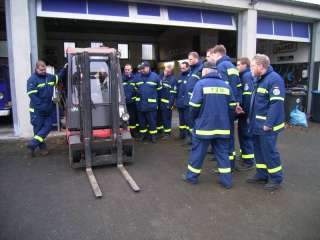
[0,65,12,117]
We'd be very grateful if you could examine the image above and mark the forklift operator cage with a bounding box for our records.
[66,47,128,130]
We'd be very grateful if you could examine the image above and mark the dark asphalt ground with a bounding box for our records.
[1,123,320,240]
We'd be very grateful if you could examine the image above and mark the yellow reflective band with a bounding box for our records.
[123,82,128,85]
[189,102,201,108]
[191,74,200,80]
[164,129,171,133]
[243,91,252,95]
[130,83,135,86]
[148,98,157,103]
[188,165,201,174]
[203,87,230,95]
[55,75,59,85]
[179,125,187,129]
[178,80,183,83]
[219,168,231,173]
[256,164,267,169]
[268,166,282,174]
[242,154,254,159]
[135,97,141,102]
[34,135,44,143]
[163,83,171,88]
[139,129,148,133]
[270,97,285,101]
[157,126,164,130]
[227,68,239,76]
[136,123,140,127]
[256,115,267,120]
[128,125,136,129]
[147,81,157,86]
[233,151,236,156]
[229,155,235,160]
[157,87,163,90]
[149,130,157,134]
[47,81,55,86]
[195,129,230,136]
[37,83,46,88]
[27,90,38,95]
[257,88,268,94]
[136,82,144,85]
[236,83,242,88]
[161,98,169,103]
[170,90,177,93]
[189,128,193,132]
[229,102,237,106]
[273,122,285,131]
[131,97,136,100]
[29,108,35,112]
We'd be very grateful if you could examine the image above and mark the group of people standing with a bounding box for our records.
[122,44,285,191]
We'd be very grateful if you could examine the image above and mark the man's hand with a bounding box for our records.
[263,125,272,131]
[235,105,245,114]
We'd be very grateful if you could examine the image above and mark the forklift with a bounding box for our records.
[65,47,140,198]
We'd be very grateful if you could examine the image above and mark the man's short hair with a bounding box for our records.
[36,60,46,68]
[124,63,132,68]
[203,61,216,69]
[188,51,199,59]
[252,54,270,69]
[238,57,250,67]
[180,61,189,67]
[207,44,227,56]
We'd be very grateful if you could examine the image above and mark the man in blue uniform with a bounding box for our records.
[183,61,237,189]
[236,57,255,171]
[247,54,285,190]
[135,61,161,143]
[185,52,203,143]
[206,45,243,169]
[122,63,138,138]
[27,60,67,156]
[158,65,177,139]
[176,61,190,139]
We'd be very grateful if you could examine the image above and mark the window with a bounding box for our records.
[142,44,155,60]
[118,43,129,59]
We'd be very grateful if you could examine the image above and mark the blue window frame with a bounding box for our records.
[88,0,129,17]
[137,3,161,17]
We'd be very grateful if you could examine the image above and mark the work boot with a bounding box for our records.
[39,148,49,156]
[219,182,232,189]
[236,162,255,172]
[139,134,147,142]
[181,174,198,184]
[264,181,281,191]
[246,176,268,184]
[161,133,170,140]
[27,144,35,157]
[151,135,156,144]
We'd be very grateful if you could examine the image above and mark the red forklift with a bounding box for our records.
[65,47,140,198]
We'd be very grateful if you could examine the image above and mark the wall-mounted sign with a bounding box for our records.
[91,42,104,48]
[273,42,298,54]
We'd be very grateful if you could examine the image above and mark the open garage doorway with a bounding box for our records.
[257,39,311,120]
[37,18,237,73]
[0,1,14,138]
